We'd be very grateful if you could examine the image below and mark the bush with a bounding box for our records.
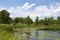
[0,24,14,33]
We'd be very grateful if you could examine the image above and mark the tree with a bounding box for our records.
[35,16,39,25]
[8,17,13,24]
[19,17,25,24]
[0,10,12,24]
[44,17,49,25]
[39,19,44,25]
[48,17,54,25]
[25,16,33,25]
[57,16,60,24]
[43,17,55,25]
[14,17,20,23]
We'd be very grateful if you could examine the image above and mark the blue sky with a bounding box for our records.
[0,0,60,20]
[0,0,60,8]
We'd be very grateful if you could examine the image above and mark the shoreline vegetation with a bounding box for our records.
[0,10,60,40]
[0,10,60,31]
[0,23,60,31]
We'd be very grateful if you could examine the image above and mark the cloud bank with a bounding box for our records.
[0,2,60,20]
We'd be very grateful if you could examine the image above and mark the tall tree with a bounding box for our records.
[35,16,39,25]
[39,19,44,25]
[14,17,20,23]
[19,17,25,24]
[44,17,49,25]
[0,10,12,24]
[43,17,55,25]
[25,16,33,25]
[49,17,54,25]
[57,16,60,24]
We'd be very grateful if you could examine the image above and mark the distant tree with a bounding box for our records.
[39,19,44,25]
[57,16,60,24]
[25,16,33,25]
[43,17,55,25]
[19,17,25,24]
[54,20,57,24]
[49,17,54,25]
[0,10,12,24]
[8,17,13,24]
[13,17,20,23]
[35,16,39,25]
[44,17,49,25]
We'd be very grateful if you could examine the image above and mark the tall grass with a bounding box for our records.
[0,24,22,40]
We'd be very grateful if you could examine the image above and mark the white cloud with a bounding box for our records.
[20,3,35,10]
[0,2,60,20]
[8,3,36,18]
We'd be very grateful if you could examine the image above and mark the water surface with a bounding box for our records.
[15,29,60,40]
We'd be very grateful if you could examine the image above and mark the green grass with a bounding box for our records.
[0,23,60,31]
[0,24,22,40]
[0,30,19,40]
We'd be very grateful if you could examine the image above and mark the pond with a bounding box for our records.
[14,29,60,40]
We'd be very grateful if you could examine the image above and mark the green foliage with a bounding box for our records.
[0,10,60,31]
[39,19,44,25]
[0,10,12,24]
[19,17,25,23]
[25,16,33,25]
[13,17,25,24]
[57,16,60,24]
[14,23,27,28]
[43,17,49,25]
[0,30,22,40]
[0,24,14,33]
[14,17,20,23]
[47,17,54,25]
[39,17,55,25]
[35,16,39,26]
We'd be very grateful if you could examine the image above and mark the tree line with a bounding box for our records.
[0,10,60,25]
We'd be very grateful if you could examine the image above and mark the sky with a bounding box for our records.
[0,0,60,20]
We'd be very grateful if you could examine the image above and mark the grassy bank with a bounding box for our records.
[0,23,60,31]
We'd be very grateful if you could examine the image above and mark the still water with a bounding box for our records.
[15,29,60,40]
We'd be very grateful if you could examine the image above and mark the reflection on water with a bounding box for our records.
[14,29,60,40]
